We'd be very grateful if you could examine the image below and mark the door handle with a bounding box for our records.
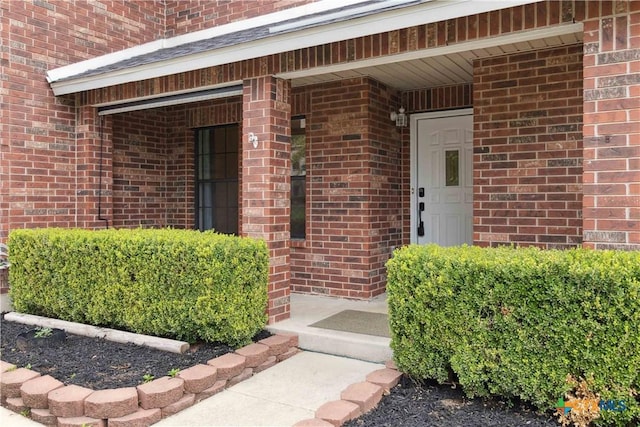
[417,202,425,236]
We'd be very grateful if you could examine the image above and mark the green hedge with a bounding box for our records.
[8,228,268,347]
[387,245,639,426]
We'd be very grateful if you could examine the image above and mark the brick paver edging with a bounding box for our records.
[0,334,299,426]
[293,360,403,427]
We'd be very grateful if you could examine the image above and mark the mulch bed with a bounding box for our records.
[0,314,267,390]
[344,375,559,427]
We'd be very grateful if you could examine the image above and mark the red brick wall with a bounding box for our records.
[112,109,169,228]
[290,78,401,298]
[242,77,292,322]
[473,45,584,248]
[582,1,640,250]
[75,107,113,230]
[165,0,312,37]
[1,0,164,240]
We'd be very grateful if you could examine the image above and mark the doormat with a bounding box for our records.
[309,310,390,338]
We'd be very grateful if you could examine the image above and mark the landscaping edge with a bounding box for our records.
[0,329,299,426]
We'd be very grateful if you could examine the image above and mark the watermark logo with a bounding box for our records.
[556,397,627,414]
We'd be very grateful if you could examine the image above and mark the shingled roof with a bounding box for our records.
[56,0,422,82]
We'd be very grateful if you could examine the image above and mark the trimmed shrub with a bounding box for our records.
[8,228,268,347]
[387,245,639,426]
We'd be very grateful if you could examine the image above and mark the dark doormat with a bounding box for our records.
[309,310,390,338]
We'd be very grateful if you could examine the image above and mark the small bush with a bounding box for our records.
[387,245,639,426]
[8,228,268,347]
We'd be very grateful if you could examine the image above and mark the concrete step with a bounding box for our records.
[268,320,392,363]
[266,293,392,363]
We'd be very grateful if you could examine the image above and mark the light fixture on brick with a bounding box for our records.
[248,132,259,148]
[390,107,407,127]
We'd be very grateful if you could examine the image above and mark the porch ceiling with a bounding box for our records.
[286,30,583,91]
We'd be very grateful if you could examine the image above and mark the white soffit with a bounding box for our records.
[48,0,541,96]
[276,22,584,82]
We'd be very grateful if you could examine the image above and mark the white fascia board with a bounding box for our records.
[276,22,584,80]
[46,0,373,85]
[49,0,541,96]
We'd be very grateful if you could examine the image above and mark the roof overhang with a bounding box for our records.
[276,22,584,83]
[48,0,542,96]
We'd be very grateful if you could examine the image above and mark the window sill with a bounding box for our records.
[290,239,307,248]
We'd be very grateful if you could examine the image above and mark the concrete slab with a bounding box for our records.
[230,351,382,411]
[267,293,392,363]
[0,406,43,426]
[156,351,383,427]
[156,391,314,426]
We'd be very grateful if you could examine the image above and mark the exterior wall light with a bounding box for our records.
[248,132,259,148]
[390,107,407,127]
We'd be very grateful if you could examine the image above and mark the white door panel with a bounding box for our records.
[412,111,473,246]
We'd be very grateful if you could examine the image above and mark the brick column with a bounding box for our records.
[76,105,113,229]
[582,2,640,250]
[242,77,291,323]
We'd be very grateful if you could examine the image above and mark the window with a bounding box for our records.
[445,149,459,187]
[291,117,306,239]
[195,124,239,234]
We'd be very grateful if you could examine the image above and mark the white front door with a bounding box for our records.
[411,110,473,246]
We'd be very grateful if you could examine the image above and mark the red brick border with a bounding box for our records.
[0,334,299,425]
[293,361,403,427]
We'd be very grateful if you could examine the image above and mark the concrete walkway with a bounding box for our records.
[156,351,383,426]
[0,406,41,426]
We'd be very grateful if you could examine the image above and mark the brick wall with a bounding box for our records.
[165,0,312,37]
[582,1,640,250]
[473,45,584,248]
[242,77,292,322]
[290,78,401,298]
[112,109,169,229]
[1,0,164,240]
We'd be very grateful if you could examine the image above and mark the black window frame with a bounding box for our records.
[194,124,239,235]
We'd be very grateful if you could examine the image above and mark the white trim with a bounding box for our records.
[410,108,473,244]
[277,22,583,81]
[48,0,540,96]
[268,0,418,33]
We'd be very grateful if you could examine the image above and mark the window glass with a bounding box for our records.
[445,150,459,187]
[195,125,239,234]
[291,117,306,239]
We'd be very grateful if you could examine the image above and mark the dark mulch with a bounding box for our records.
[345,375,560,427]
[0,314,269,390]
